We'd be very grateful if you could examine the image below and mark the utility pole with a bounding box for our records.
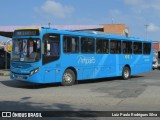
[111,18,114,24]
[145,24,149,40]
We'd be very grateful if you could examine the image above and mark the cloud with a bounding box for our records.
[124,0,160,10]
[36,0,74,19]
[124,0,143,6]
[148,23,160,32]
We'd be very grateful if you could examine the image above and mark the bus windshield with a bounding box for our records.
[11,38,40,62]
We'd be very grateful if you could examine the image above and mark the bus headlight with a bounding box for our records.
[30,67,40,76]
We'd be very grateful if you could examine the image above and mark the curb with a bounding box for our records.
[0,70,10,76]
[0,73,10,76]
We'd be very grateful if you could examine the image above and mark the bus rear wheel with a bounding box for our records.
[61,69,75,86]
[122,66,130,80]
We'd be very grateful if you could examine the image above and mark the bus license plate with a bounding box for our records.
[17,76,22,79]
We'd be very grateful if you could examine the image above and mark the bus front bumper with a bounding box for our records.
[10,72,42,83]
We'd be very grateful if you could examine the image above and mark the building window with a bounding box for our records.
[122,41,132,54]
[133,42,142,54]
[96,39,109,54]
[81,37,95,53]
[110,40,121,54]
[63,36,79,53]
[143,42,151,54]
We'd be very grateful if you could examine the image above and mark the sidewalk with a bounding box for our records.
[0,69,10,76]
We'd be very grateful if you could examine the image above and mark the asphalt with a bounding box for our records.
[0,70,160,119]
[0,69,10,76]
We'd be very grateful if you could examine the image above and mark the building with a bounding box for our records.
[0,24,129,38]
[153,41,160,51]
[103,24,128,36]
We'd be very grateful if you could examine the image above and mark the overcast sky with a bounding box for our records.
[0,0,160,41]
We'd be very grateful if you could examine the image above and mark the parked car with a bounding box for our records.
[152,57,158,70]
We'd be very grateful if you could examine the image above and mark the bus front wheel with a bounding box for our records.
[61,69,75,86]
[122,66,130,80]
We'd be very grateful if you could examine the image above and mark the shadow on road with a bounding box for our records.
[0,80,61,89]
[0,75,144,89]
[77,75,144,85]
[0,98,97,120]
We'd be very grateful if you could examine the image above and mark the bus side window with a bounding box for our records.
[110,40,121,54]
[122,41,132,54]
[63,36,79,53]
[81,37,94,53]
[133,42,142,54]
[143,42,151,54]
[96,39,109,54]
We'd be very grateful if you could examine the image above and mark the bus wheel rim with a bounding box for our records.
[124,70,129,78]
[63,73,72,83]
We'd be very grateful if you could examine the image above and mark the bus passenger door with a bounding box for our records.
[42,33,60,83]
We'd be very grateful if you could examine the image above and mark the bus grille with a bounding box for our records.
[11,63,31,69]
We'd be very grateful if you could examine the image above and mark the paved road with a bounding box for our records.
[0,70,160,119]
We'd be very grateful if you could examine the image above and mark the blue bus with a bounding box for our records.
[10,28,152,86]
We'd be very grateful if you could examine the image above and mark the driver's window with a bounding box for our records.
[42,33,60,65]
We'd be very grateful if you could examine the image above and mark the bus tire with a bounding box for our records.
[122,66,130,80]
[61,69,75,86]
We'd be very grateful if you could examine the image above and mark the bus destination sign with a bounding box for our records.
[14,29,39,36]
